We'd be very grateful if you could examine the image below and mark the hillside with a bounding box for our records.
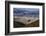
[14,19,39,28]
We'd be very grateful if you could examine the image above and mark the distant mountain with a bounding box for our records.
[13,8,39,17]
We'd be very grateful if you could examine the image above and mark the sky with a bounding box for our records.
[13,8,39,17]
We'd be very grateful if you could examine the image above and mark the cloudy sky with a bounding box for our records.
[13,8,39,17]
